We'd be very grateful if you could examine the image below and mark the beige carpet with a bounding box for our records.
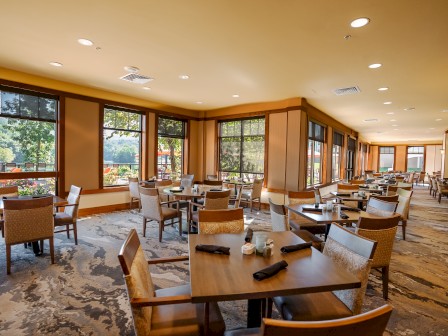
[0,184,446,335]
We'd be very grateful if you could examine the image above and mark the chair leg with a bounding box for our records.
[50,237,55,264]
[143,218,147,237]
[159,221,163,242]
[73,222,78,245]
[438,194,441,203]
[382,266,389,300]
[402,220,407,240]
[6,244,11,274]
[66,224,70,239]
[178,213,182,237]
[40,239,44,252]
[250,199,253,212]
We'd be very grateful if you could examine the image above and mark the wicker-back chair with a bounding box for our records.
[0,186,19,238]
[198,208,244,234]
[240,179,264,212]
[189,190,231,233]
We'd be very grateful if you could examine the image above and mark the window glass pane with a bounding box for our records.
[306,140,313,187]
[39,97,57,120]
[103,108,141,186]
[20,94,39,118]
[0,177,56,195]
[1,91,20,116]
[379,153,394,172]
[220,136,241,173]
[219,118,265,179]
[157,137,183,180]
[407,146,424,172]
[158,117,184,137]
[332,144,341,181]
[314,141,323,185]
[0,117,56,172]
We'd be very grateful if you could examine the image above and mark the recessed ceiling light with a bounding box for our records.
[142,87,151,90]
[232,94,240,98]
[378,87,389,91]
[386,112,394,115]
[435,118,442,121]
[403,107,415,111]
[78,38,94,46]
[124,65,140,73]
[383,102,392,105]
[392,124,399,127]
[363,118,378,122]
[350,17,370,28]
[179,75,190,80]
[390,119,396,121]
[368,63,382,69]
[196,101,203,104]
[393,129,399,131]
[49,62,63,67]
[442,109,448,113]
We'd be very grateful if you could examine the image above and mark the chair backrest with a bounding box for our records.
[198,208,244,234]
[260,304,392,336]
[337,183,359,192]
[396,188,413,198]
[323,224,377,315]
[397,182,412,188]
[356,215,400,268]
[369,194,399,202]
[204,190,231,210]
[0,185,19,198]
[64,185,82,218]
[128,177,140,199]
[269,199,290,232]
[118,228,154,335]
[287,191,315,220]
[180,174,194,188]
[139,187,163,221]
[349,179,366,185]
[406,172,414,183]
[231,185,244,208]
[3,196,54,245]
[203,180,223,186]
[366,198,398,217]
[250,179,264,198]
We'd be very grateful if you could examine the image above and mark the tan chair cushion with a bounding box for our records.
[153,284,225,336]
[161,206,180,221]
[273,291,352,321]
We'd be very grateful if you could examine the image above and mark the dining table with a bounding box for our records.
[188,231,362,330]
[0,194,67,215]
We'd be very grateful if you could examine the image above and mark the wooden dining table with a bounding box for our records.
[188,231,362,329]
[0,194,67,214]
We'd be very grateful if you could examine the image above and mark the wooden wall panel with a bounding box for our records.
[65,98,99,190]
[267,113,287,189]
[285,110,301,191]
[189,120,204,180]
[395,145,407,171]
[204,120,216,180]
[146,112,156,178]
[369,145,379,172]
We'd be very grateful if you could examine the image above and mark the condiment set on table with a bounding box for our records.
[242,230,274,257]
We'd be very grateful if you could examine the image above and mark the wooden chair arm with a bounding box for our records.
[55,203,76,209]
[147,256,189,265]
[160,200,180,207]
[131,294,192,307]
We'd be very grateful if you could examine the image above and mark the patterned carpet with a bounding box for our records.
[0,185,446,335]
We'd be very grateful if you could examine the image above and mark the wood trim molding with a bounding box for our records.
[98,102,105,189]
[58,96,66,196]
[0,172,58,179]
[81,187,129,195]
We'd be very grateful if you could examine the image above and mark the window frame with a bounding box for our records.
[0,85,59,194]
[218,117,265,180]
[332,131,343,181]
[406,146,425,172]
[157,116,186,180]
[102,105,143,187]
[307,121,326,187]
[378,146,395,172]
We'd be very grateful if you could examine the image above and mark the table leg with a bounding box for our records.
[247,298,262,328]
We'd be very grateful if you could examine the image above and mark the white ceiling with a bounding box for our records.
[1,0,447,143]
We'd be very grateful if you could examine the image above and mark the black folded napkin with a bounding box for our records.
[195,244,230,255]
[210,189,222,191]
[280,242,312,253]
[339,211,349,219]
[302,207,322,212]
[253,260,288,281]
[245,228,253,243]
[340,206,360,212]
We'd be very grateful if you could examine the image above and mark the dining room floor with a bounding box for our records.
[0,184,446,335]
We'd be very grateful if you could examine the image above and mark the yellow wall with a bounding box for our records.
[395,146,407,171]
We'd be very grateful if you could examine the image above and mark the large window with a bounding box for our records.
[332,132,343,181]
[157,117,185,180]
[219,117,265,180]
[103,106,141,186]
[0,87,57,194]
[346,137,356,181]
[379,146,395,172]
[307,121,325,187]
[407,146,424,172]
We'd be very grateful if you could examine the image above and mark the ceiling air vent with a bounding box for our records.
[333,86,361,96]
[120,73,153,84]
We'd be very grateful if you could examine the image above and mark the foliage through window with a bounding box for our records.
[157,117,185,180]
[379,146,395,172]
[0,87,57,193]
[103,106,141,186]
[407,146,424,172]
[219,118,265,180]
[307,121,325,187]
